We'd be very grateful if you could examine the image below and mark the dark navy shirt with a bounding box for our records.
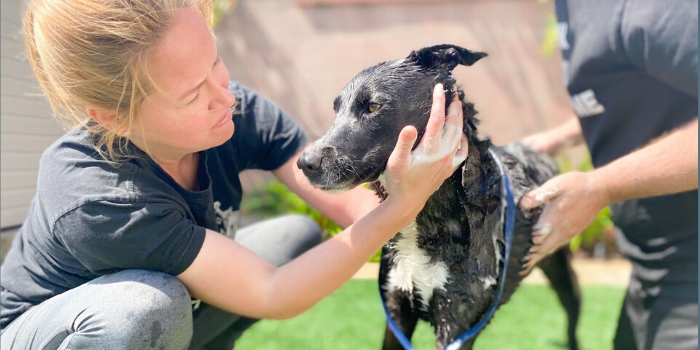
[555,0,698,282]
[0,82,308,330]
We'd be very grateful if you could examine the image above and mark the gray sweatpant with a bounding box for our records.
[613,270,698,350]
[0,215,322,350]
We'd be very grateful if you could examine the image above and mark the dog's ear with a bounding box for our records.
[410,44,487,71]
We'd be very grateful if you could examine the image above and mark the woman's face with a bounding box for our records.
[129,7,236,162]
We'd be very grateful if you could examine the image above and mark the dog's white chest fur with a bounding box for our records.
[387,221,450,309]
[380,173,450,309]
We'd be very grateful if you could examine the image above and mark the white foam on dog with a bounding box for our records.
[410,125,467,172]
[480,276,497,289]
[388,59,406,67]
[534,188,559,204]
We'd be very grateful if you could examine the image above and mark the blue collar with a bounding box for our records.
[380,148,516,350]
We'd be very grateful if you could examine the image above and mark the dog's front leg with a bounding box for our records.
[379,248,420,350]
[381,288,420,350]
[537,247,581,350]
[430,291,479,350]
[434,324,476,350]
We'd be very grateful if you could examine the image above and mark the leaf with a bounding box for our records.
[540,14,559,57]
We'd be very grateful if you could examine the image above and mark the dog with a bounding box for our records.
[297,44,581,350]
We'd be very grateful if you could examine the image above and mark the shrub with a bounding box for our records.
[240,181,383,262]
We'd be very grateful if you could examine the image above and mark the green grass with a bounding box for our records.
[236,280,625,350]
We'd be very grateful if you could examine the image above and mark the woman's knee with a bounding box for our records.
[275,215,322,267]
[97,269,191,305]
[77,270,193,347]
[285,214,322,249]
[235,215,322,266]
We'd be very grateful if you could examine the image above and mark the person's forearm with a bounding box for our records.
[592,118,698,204]
[557,117,584,147]
[545,117,584,151]
[309,185,380,228]
[523,116,584,154]
[265,196,413,319]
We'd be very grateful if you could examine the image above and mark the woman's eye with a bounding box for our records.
[185,92,200,107]
[368,103,381,113]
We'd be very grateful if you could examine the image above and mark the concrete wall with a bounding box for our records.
[216,0,575,189]
[1,0,64,261]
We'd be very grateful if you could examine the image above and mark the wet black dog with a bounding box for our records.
[297,44,581,350]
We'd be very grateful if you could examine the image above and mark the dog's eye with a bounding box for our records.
[368,103,381,113]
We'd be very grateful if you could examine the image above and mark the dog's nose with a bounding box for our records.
[297,151,323,176]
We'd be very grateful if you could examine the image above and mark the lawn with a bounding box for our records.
[236,280,625,350]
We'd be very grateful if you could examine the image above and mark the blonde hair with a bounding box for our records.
[24,0,214,160]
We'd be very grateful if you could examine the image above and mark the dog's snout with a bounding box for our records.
[297,151,323,175]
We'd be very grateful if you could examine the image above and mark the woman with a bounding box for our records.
[0,0,468,349]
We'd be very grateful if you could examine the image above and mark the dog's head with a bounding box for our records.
[298,44,487,191]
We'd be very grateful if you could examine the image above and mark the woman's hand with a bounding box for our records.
[383,84,469,219]
[519,171,610,275]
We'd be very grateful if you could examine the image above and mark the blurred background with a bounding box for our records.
[0,0,629,349]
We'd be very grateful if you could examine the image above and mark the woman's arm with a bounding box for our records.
[177,84,469,319]
[271,148,380,228]
[177,199,414,319]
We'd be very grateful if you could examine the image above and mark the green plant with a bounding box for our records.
[241,181,383,262]
[540,14,559,57]
[212,0,236,28]
[241,181,343,237]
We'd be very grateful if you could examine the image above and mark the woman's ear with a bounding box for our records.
[86,106,125,133]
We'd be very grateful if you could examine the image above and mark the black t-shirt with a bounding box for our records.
[555,0,698,282]
[0,82,308,330]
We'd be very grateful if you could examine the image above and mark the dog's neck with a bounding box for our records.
[370,136,498,206]
[375,135,505,316]
[460,137,500,206]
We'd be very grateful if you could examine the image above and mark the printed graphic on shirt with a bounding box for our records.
[557,22,570,50]
[557,22,571,85]
[570,89,605,118]
[561,60,571,86]
[214,201,240,240]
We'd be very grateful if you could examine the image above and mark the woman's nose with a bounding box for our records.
[209,81,236,110]
[221,88,236,108]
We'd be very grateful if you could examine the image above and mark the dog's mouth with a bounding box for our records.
[311,164,383,193]
[297,152,384,193]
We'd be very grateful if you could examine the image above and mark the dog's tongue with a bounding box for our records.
[313,184,323,190]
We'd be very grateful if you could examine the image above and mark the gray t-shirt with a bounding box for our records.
[555,0,698,282]
[0,82,308,330]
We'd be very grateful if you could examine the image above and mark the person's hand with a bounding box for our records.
[519,171,609,275]
[521,118,584,156]
[383,84,469,218]
[521,129,566,155]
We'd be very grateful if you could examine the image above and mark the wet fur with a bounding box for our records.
[298,45,581,350]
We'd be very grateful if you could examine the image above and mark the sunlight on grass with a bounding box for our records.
[237,280,625,350]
